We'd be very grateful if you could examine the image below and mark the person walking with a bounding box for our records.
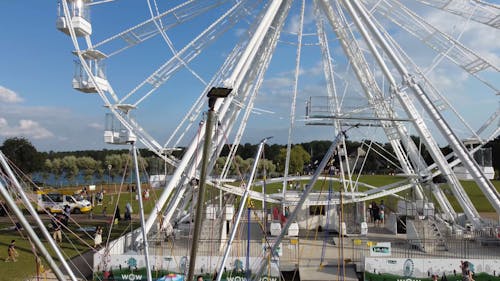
[5,240,18,262]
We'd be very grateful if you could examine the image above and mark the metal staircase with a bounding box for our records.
[428,217,449,251]
[406,215,451,253]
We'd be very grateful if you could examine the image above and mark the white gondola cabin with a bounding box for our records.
[56,0,92,37]
[224,204,234,221]
[287,222,299,237]
[270,222,281,237]
[104,110,137,144]
[72,49,109,93]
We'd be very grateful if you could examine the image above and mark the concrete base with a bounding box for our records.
[299,264,358,281]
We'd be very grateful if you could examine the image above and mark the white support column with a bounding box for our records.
[350,0,500,220]
[216,138,270,281]
[130,143,152,281]
[0,152,76,281]
[431,183,456,220]
[283,0,306,212]
[317,0,426,199]
[142,0,286,238]
[414,0,500,29]
[342,0,480,224]
[251,127,354,281]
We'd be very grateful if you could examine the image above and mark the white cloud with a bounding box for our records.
[0,118,53,140]
[286,14,301,34]
[88,122,104,130]
[0,87,54,140]
[285,4,316,34]
[234,28,246,37]
[0,100,105,150]
[0,86,23,103]
[425,11,500,66]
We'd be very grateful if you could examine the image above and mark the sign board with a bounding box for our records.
[370,242,391,256]
[89,185,96,191]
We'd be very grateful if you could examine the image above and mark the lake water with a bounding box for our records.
[31,172,148,188]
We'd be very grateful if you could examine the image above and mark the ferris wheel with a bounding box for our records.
[56,0,499,234]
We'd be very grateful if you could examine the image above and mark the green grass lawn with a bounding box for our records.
[440,180,500,212]
[1,176,499,280]
[0,218,141,281]
[365,272,500,281]
[239,174,405,209]
[91,188,159,218]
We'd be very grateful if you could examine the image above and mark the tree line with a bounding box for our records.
[1,136,498,187]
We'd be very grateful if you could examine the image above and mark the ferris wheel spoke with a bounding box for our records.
[87,0,115,6]
[142,0,293,239]
[57,0,500,264]
[414,0,500,29]
[217,0,292,172]
[219,48,272,180]
[476,108,500,138]
[120,0,260,106]
[350,0,500,222]
[164,36,248,150]
[341,0,479,220]
[282,0,305,194]
[368,10,497,142]
[366,0,499,82]
[92,0,233,57]
[318,0,430,189]
[147,0,208,87]
[110,109,176,165]
[315,2,339,112]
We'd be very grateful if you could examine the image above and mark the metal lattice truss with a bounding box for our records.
[58,0,499,236]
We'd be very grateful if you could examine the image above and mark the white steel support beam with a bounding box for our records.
[214,0,292,185]
[141,0,287,238]
[252,127,353,281]
[131,143,152,281]
[121,0,256,106]
[216,137,270,281]
[414,0,500,29]
[366,0,499,75]
[92,0,233,57]
[342,0,480,225]
[351,0,500,221]
[283,0,306,209]
[317,0,427,198]
[431,183,457,220]
[0,152,76,281]
[175,0,290,230]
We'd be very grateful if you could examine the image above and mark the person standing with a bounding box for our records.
[52,215,63,244]
[379,200,386,226]
[461,261,474,281]
[114,206,121,224]
[379,209,385,225]
[124,202,132,220]
[63,205,71,226]
[379,200,385,212]
[367,203,373,223]
[371,202,379,226]
[94,226,103,248]
[5,240,18,262]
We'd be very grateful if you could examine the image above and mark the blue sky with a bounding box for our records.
[1,1,499,152]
